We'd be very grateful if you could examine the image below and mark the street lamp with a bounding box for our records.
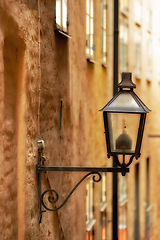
[100,72,150,175]
[36,72,150,223]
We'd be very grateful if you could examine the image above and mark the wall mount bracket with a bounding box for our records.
[36,140,130,223]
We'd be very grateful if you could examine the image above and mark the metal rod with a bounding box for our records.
[37,166,129,173]
[113,0,119,239]
[59,99,63,138]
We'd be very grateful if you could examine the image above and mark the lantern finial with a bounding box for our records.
[118,72,136,89]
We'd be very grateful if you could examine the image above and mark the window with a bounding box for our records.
[55,0,68,33]
[134,25,141,78]
[134,0,142,24]
[86,178,96,240]
[120,15,128,72]
[119,175,127,240]
[101,0,107,65]
[157,40,160,81]
[146,6,152,33]
[100,173,107,240]
[146,33,152,80]
[155,2,160,81]
[120,0,129,14]
[134,163,139,240]
[156,1,160,39]
[145,158,152,240]
[86,0,95,59]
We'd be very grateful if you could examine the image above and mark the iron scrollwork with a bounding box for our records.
[113,154,136,176]
[36,145,130,223]
[41,172,101,212]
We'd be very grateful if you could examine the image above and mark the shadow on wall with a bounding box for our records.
[3,28,26,239]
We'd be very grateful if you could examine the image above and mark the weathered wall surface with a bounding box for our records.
[0,1,38,239]
[0,0,113,239]
[2,0,160,240]
[0,1,61,239]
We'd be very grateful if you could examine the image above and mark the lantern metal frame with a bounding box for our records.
[100,72,150,165]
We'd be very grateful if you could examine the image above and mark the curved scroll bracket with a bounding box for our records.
[36,151,130,223]
[41,172,101,212]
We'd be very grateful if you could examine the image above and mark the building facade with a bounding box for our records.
[1,0,160,240]
[119,1,160,240]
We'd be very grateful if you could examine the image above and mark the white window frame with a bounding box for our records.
[157,39,160,82]
[86,0,95,59]
[101,0,107,66]
[134,0,142,25]
[146,33,152,81]
[120,0,129,15]
[146,6,152,33]
[86,178,96,239]
[134,25,141,79]
[120,15,128,73]
[100,173,107,240]
[119,175,128,240]
[55,0,68,33]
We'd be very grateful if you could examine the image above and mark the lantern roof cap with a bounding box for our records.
[100,72,151,114]
[118,72,136,89]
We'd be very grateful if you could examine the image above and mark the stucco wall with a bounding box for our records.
[3,0,160,240]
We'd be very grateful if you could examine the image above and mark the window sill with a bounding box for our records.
[135,22,141,27]
[120,10,128,18]
[87,58,97,64]
[100,202,107,212]
[86,219,96,231]
[101,63,107,69]
[135,73,141,80]
[146,76,152,82]
[119,198,128,206]
[135,17,142,26]
[146,204,153,213]
[54,28,71,39]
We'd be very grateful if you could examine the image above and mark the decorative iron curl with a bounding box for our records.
[113,154,135,168]
[41,171,102,212]
[125,155,135,167]
[112,154,136,176]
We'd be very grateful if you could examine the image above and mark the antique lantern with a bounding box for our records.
[100,72,150,167]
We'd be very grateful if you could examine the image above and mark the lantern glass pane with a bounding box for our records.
[109,93,139,108]
[108,113,140,154]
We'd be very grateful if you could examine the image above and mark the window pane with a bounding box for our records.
[86,0,90,14]
[134,0,142,23]
[86,15,90,34]
[101,0,107,64]
[146,7,152,31]
[103,9,107,30]
[56,0,61,26]
[120,0,128,13]
[90,18,94,34]
[134,26,141,77]
[103,32,106,52]
[146,33,152,79]
[86,0,94,58]
[62,0,67,29]
[90,181,93,219]
[90,0,94,17]
[86,183,89,222]
[120,16,128,72]
[90,35,94,56]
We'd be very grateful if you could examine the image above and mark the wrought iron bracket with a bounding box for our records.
[36,150,130,223]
